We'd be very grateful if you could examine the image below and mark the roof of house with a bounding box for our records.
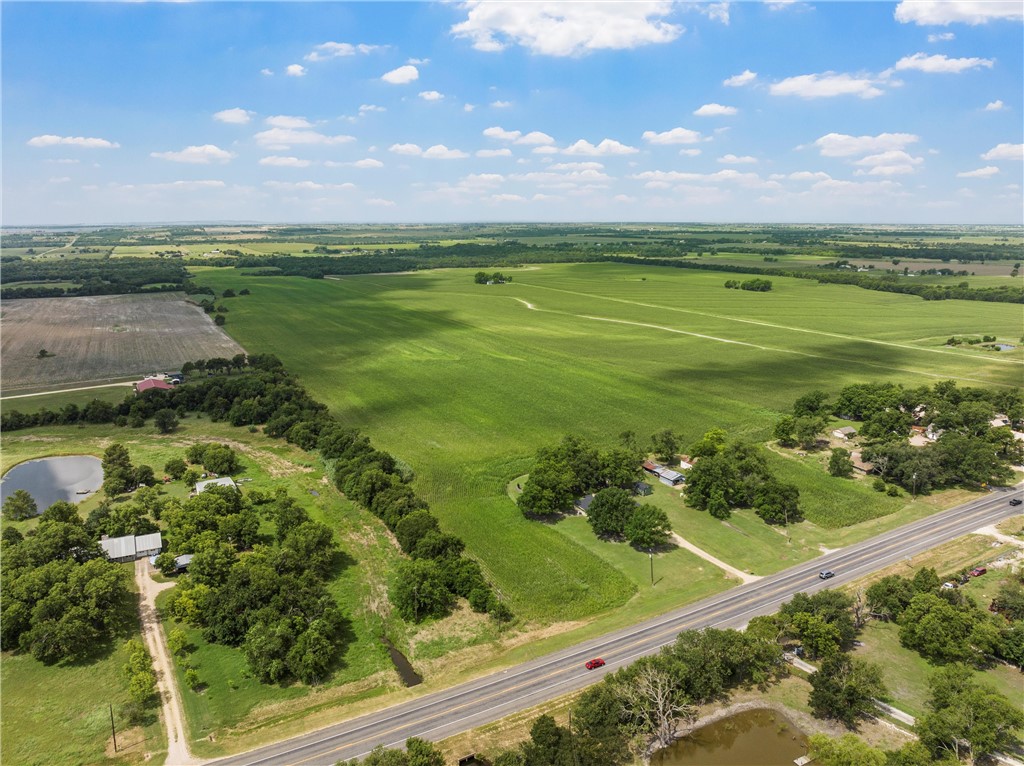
[833,426,857,436]
[196,477,238,493]
[136,378,174,392]
[656,468,684,482]
[642,460,660,472]
[135,532,163,552]
[100,535,137,560]
[575,494,595,511]
[175,554,194,568]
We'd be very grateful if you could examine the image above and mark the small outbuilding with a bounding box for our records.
[832,426,857,440]
[642,460,660,474]
[678,455,695,470]
[136,378,174,394]
[196,477,238,493]
[656,468,684,486]
[633,481,653,496]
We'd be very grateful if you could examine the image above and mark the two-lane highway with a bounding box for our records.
[214,489,1022,766]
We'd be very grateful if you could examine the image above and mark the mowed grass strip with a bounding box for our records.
[192,264,1023,622]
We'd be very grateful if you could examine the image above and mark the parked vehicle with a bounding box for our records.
[941,582,957,589]
[970,567,987,577]
[585,658,605,670]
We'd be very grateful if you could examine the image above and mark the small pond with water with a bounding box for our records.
[651,709,808,766]
[1,455,103,512]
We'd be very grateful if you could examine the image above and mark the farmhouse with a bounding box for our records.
[832,426,857,440]
[656,468,685,487]
[196,476,238,493]
[574,494,595,515]
[100,532,163,563]
[135,378,174,394]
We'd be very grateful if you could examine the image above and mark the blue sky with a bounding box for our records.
[3,1,1022,225]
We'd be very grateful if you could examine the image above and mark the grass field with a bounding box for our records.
[0,293,245,392]
[188,262,1023,624]
[0,383,134,412]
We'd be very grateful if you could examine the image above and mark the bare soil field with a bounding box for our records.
[0,293,245,393]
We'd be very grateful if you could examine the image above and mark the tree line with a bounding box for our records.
[0,257,191,299]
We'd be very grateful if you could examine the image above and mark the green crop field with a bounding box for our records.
[187,262,1023,625]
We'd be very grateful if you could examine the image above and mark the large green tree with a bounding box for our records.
[808,654,887,727]
[3,489,38,520]
[586,488,635,538]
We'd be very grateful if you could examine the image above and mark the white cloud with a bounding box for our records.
[517,131,555,145]
[679,148,702,157]
[564,138,638,156]
[489,193,526,202]
[633,169,779,189]
[265,115,313,129]
[718,154,757,164]
[483,126,522,141]
[27,134,119,149]
[264,180,356,191]
[304,42,380,62]
[927,32,955,41]
[984,100,1005,111]
[694,103,737,117]
[464,104,476,112]
[366,198,396,206]
[476,148,513,157]
[144,180,227,192]
[853,150,924,175]
[770,72,886,98]
[642,127,702,145]
[461,173,506,187]
[46,158,80,164]
[450,1,684,57]
[419,90,445,101]
[381,65,419,84]
[813,132,919,157]
[694,2,730,24]
[359,104,387,115]
[810,178,904,199]
[491,100,513,108]
[260,68,274,76]
[549,161,604,170]
[423,144,470,159]
[151,144,234,164]
[957,166,1000,178]
[891,52,994,74]
[253,128,356,150]
[723,69,757,87]
[407,57,430,65]
[895,1,1023,25]
[390,143,423,156]
[352,158,385,168]
[214,108,253,125]
[785,171,833,181]
[285,64,307,77]
[259,155,312,168]
[532,146,559,155]
[981,143,1024,161]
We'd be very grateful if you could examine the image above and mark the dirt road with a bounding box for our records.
[135,559,200,766]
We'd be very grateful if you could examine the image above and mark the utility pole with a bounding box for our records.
[912,472,918,500]
[649,550,654,586]
[109,704,117,752]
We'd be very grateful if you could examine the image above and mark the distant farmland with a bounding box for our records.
[0,293,245,392]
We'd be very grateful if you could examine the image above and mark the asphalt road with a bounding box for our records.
[214,488,1023,766]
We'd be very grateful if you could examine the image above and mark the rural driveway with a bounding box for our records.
[668,531,761,584]
[135,559,200,766]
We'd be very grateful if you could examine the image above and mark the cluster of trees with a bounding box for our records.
[122,638,158,724]
[946,334,998,346]
[684,429,801,524]
[321,425,510,623]
[3,489,39,520]
[473,271,512,284]
[0,257,190,299]
[0,504,135,663]
[339,738,444,766]
[584,489,672,548]
[723,278,773,292]
[165,485,346,685]
[866,567,1023,667]
[490,626,784,765]
[101,442,156,497]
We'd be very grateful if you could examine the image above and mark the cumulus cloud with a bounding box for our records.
[266,115,313,129]
[693,2,730,24]
[464,104,476,112]
[927,32,955,41]
[642,127,702,145]
[259,155,312,167]
[724,69,757,87]
[783,171,833,182]
[563,138,638,156]
[813,132,919,157]
[304,42,380,62]
[891,52,994,73]
[633,169,779,189]
[366,198,396,206]
[718,154,757,164]
[352,158,385,168]
[389,143,424,155]
[489,193,526,202]
[984,100,1005,111]
[518,131,555,145]
[260,68,274,76]
[549,161,604,170]
[253,128,355,150]
[450,0,684,56]
[770,72,886,98]
[423,144,470,159]
[419,90,445,101]
[476,148,513,157]
[151,144,234,164]
[981,143,1024,161]
[679,148,702,157]
[694,103,738,117]
[853,150,924,175]
[263,180,355,191]
[957,166,1000,178]
[491,100,513,108]
[359,104,387,115]
[533,146,559,154]
[895,1,1023,25]
[484,126,521,141]
[285,64,307,77]
[214,108,253,124]
[381,65,419,84]
[27,134,119,149]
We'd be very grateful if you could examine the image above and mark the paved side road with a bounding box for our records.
[135,559,200,766]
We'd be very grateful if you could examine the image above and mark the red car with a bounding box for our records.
[970,567,987,577]
[585,658,606,670]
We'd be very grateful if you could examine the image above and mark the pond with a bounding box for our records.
[651,709,808,766]
[1,455,103,513]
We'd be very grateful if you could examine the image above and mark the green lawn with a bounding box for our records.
[187,263,1022,623]
[0,384,134,412]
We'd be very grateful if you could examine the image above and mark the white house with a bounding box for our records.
[196,477,238,493]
